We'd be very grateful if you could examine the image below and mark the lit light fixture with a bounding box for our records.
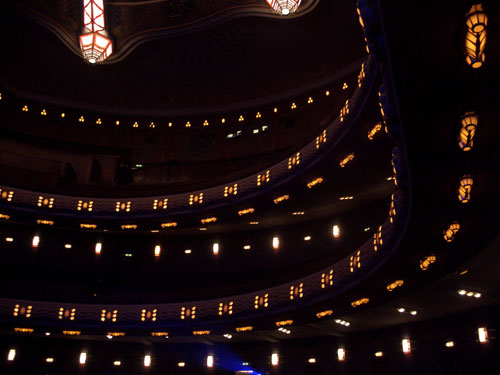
[193,330,210,336]
[402,338,411,354]
[307,177,323,188]
[213,243,219,255]
[368,123,383,140]
[178,361,186,367]
[278,327,291,334]
[236,326,253,332]
[154,245,161,257]
[445,341,455,348]
[410,310,417,316]
[144,355,151,367]
[161,222,177,228]
[238,208,255,216]
[265,0,301,15]
[113,360,121,366]
[95,242,102,255]
[79,352,87,365]
[337,348,345,362]
[308,357,316,364]
[419,254,436,270]
[387,280,404,292]
[478,327,488,343]
[185,249,192,254]
[458,112,478,151]
[339,153,355,167]
[274,195,289,204]
[465,4,487,68]
[271,353,279,366]
[80,223,97,229]
[32,235,40,248]
[332,225,340,238]
[243,245,251,250]
[206,355,214,368]
[375,351,384,357]
[46,357,54,363]
[7,349,16,361]
[201,217,217,224]
[275,320,293,327]
[458,175,474,203]
[64,244,72,249]
[80,0,113,63]
[351,298,369,308]
[458,289,482,298]
[397,307,405,313]
[272,236,280,250]
[304,236,311,241]
[443,222,460,242]
[224,334,232,339]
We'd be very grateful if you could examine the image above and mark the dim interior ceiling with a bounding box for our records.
[0,0,498,347]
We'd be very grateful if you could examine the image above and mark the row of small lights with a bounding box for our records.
[9,84,348,129]
[8,224,342,257]
[0,150,362,219]
[5,327,490,368]
[0,103,386,221]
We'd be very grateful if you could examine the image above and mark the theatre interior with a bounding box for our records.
[0,0,499,374]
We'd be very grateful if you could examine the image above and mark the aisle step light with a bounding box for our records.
[7,349,16,361]
[95,242,102,255]
[144,355,151,367]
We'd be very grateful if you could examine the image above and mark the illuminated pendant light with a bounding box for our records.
[79,0,113,63]
[266,0,301,15]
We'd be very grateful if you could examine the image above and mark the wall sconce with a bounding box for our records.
[465,4,487,68]
[458,175,474,203]
[458,112,478,151]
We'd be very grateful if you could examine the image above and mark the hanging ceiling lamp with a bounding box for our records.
[79,0,113,63]
[266,0,302,15]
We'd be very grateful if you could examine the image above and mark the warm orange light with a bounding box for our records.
[339,153,355,167]
[458,112,478,151]
[419,254,436,270]
[443,222,460,242]
[465,5,487,68]
[386,280,404,292]
[458,175,474,203]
